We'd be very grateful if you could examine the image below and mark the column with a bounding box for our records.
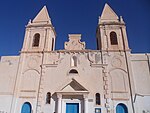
[57,94,62,113]
[83,94,88,113]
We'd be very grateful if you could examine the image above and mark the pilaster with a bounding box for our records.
[36,65,46,113]
[57,94,62,113]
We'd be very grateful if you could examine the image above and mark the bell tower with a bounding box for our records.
[11,6,56,113]
[96,3,130,51]
[96,4,135,113]
[21,6,56,52]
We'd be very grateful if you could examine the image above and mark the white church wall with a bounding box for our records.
[134,96,150,113]
[0,95,13,113]
[0,56,19,113]
[44,52,103,94]
[13,53,43,113]
[101,51,135,113]
[0,56,19,93]
[42,52,104,113]
[131,54,150,113]
[131,54,150,94]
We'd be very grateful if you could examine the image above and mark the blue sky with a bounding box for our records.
[0,0,149,56]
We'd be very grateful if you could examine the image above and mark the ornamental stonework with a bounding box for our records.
[65,34,85,50]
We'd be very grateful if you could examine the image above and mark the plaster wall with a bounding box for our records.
[0,56,19,112]
[131,54,150,113]
[134,96,150,113]
[42,52,104,113]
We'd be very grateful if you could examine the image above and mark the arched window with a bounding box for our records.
[71,56,77,67]
[52,38,54,51]
[46,92,51,104]
[21,102,32,113]
[116,103,128,113]
[95,93,100,105]
[110,31,118,45]
[69,69,78,74]
[32,33,40,47]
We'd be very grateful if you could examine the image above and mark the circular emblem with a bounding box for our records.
[111,57,122,67]
[28,57,38,68]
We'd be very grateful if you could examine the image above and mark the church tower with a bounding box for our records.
[96,3,129,51]
[21,6,56,52]
[11,6,56,113]
[96,4,135,113]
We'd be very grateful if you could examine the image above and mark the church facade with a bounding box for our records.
[0,3,150,113]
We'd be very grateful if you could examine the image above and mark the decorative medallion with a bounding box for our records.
[111,57,122,67]
[28,57,38,68]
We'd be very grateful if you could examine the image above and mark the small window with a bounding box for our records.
[52,38,54,51]
[46,92,51,104]
[71,56,77,67]
[110,31,118,45]
[96,93,100,105]
[32,33,40,47]
[69,69,78,74]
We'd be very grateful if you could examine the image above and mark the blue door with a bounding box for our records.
[66,103,79,113]
[116,103,128,113]
[21,102,32,113]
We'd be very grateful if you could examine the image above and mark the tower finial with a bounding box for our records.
[120,16,125,24]
[28,19,31,24]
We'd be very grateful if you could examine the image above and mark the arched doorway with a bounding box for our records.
[116,103,128,113]
[21,102,32,113]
